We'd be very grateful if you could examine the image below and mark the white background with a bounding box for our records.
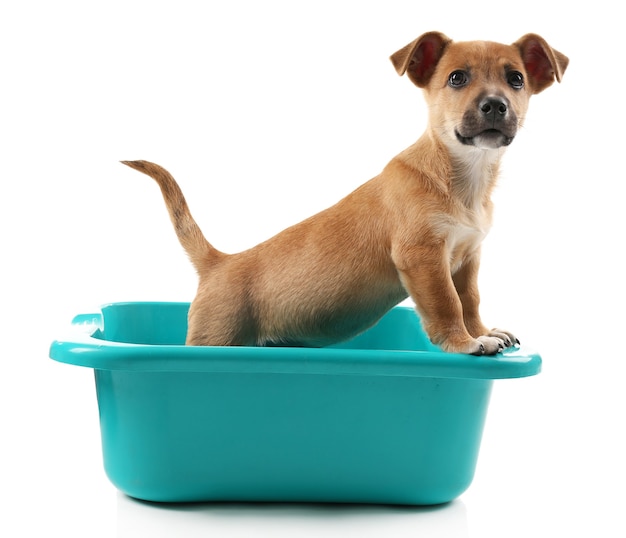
[2,1,624,536]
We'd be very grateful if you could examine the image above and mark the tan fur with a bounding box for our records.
[122,32,568,354]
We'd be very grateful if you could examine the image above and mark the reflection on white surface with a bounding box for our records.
[117,493,468,538]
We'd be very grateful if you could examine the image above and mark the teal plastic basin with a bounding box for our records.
[50,302,541,505]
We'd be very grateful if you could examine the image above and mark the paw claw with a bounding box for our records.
[488,329,519,350]
[471,342,486,356]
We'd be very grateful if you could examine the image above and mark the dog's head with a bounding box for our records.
[390,32,569,151]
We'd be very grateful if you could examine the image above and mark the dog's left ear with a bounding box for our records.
[514,34,569,94]
[390,32,452,87]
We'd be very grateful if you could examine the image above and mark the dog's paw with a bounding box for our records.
[440,335,502,355]
[437,330,518,355]
[473,335,507,355]
[468,330,519,356]
[487,328,519,348]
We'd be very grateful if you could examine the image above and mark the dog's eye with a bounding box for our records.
[507,71,524,89]
[448,70,469,88]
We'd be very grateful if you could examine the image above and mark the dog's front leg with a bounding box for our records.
[395,244,504,355]
[453,251,519,349]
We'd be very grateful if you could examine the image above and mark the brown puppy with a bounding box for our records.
[123,32,568,354]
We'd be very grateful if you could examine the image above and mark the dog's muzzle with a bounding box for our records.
[456,96,518,149]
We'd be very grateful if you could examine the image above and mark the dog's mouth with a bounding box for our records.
[455,129,514,149]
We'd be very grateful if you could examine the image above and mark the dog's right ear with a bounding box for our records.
[390,32,452,87]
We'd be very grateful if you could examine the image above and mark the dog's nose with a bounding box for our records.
[480,96,508,119]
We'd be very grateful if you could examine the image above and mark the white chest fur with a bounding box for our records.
[446,147,499,272]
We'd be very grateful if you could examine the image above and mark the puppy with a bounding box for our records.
[123,32,568,354]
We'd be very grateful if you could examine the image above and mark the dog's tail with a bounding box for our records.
[121,160,223,273]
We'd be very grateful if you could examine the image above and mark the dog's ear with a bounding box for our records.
[390,32,452,87]
[513,34,569,94]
